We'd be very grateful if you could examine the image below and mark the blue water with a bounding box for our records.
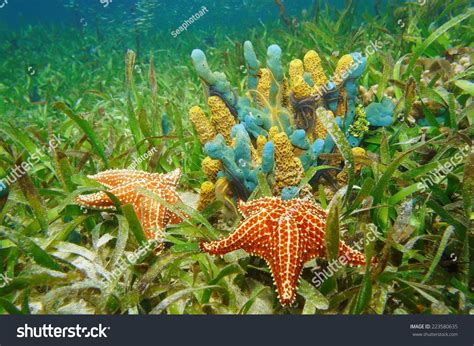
[0,0,401,31]
[0,0,410,91]
[0,0,411,61]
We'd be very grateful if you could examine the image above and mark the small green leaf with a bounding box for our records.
[108,215,129,270]
[317,107,355,204]
[0,298,24,314]
[325,189,343,261]
[150,285,220,314]
[121,204,147,246]
[256,171,272,197]
[454,80,474,96]
[422,227,454,283]
[406,10,473,74]
[238,286,269,314]
[16,167,48,232]
[299,279,329,314]
[170,243,200,253]
[53,102,108,166]
[297,165,334,189]
[388,183,420,206]
[353,265,372,314]
[1,229,62,272]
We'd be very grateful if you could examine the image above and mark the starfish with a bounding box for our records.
[200,196,373,306]
[75,168,185,241]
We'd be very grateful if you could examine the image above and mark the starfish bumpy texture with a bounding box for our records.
[200,197,372,306]
[75,168,184,241]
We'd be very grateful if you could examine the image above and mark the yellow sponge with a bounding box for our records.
[197,181,216,211]
[304,50,328,87]
[208,96,236,145]
[189,106,216,144]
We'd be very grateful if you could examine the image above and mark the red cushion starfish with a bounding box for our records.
[75,168,185,241]
[200,197,373,306]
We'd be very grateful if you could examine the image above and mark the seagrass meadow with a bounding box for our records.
[0,0,473,315]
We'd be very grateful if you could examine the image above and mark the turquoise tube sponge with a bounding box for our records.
[347,52,367,80]
[204,124,276,197]
[266,44,283,103]
[191,49,237,108]
[342,53,367,132]
[262,141,275,174]
[243,41,260,102]
[204,135,243,180]
[290,129,311,150]
[232,124,252,164]
[299,138,325,170]
[191,49,217,86]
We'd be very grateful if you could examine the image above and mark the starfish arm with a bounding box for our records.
[134,179,185,240]
[237,197,284,218]
[152,168,181,187]
[145,181,187,227]
[239,212,274,258]
[200,210,271,256]
[165,208,187,226]
[87,170,152,188]
[75,179,146,211]
[109,179,147,206]
[338,240,367,266]
[297,210,327,262]
[139,196,167,240]
[289,198,327,220]
[304,201,327,220]
[75,191,116,210]
[270,211,305,306]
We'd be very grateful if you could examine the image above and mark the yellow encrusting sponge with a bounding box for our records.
[334,54,354,85]
[256,68,271,107]
[208,96,236,145]
[197,181,216,211]
[189,106,216,144]
[303,50,328,87]
[202,156,222,182]
[272,132,304,193]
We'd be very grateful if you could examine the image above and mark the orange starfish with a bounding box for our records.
[75,168,185,241]
[200,197,372,306]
